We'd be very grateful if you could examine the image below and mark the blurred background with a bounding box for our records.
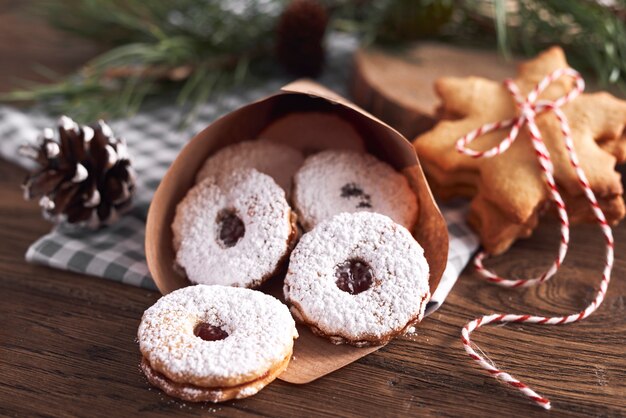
[1,0,625,123]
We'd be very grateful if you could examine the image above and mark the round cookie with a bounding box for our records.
[258,112,366,155]
[173,168,296,288]
[284,212,430,347]
[293,150,418,232]
[138,285,298,402]
[195,140,304,195]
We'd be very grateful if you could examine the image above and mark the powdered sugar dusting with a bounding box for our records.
[173,168,293,288]
[293,150,418,231]
[235,385,260,398]
[195,140,304,194]
[284,212,430,342]
[138,285,298,387]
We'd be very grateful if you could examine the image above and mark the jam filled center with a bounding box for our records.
[335,258,375,295]
[194,322,229,342]
[340,183,372,208]
[216,209,245,248]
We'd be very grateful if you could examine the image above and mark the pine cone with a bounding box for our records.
[20,116,136,228]
[276,0,329,77]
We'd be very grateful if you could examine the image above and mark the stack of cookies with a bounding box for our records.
[414,47,626,254]
[138,110,432,402]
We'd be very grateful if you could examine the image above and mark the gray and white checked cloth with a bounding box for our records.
[0,34,478,313]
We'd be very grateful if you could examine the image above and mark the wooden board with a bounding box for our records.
[351,43,517,139]
[3,158,626,416]
[2,7,625,415]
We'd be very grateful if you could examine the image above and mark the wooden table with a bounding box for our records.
[1,5,625,417]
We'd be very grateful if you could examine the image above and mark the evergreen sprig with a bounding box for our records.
[3,0,626,122]
[3,0,285,122]
[489,0,626,88]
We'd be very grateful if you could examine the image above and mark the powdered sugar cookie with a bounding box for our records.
[138,285,298,402]
[284,212,430,346]
[173,168,297,288]
[258,111,365,155]
[195,140,304,194]
[293,150,418,232]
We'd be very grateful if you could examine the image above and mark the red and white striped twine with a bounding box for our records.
[455,68,614,410]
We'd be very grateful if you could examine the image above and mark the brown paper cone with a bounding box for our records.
[145,79,449,384]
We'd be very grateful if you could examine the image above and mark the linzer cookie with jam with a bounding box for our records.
[172,168,297,288]
[292,150,418,232]
[138,285,298,402]
[195,140,304,196]
[284,212,431,347]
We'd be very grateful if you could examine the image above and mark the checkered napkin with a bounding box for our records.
[0,34,478,312]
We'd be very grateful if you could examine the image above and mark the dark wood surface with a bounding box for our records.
[1,5,625,418]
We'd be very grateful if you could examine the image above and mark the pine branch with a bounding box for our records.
[5,0,626,122]
[488,0,626,88]
[3,0,284,122]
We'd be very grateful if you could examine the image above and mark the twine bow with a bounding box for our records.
[455,68,614,410]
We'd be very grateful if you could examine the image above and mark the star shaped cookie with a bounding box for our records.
[414,47,626,254]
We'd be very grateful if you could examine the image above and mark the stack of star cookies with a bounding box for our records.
[414,47,626,254]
